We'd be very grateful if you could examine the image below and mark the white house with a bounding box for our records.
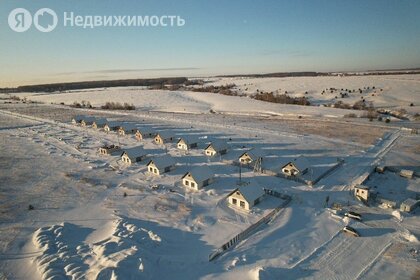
[118,123,137,136]
[239,148,266,164]
[121,146,148,164]
[135,128,154,141]
[227,184,265,211]
[354,185,370,201]
[281,156,310,176]
[400,198,420,212]
[92,118,108,129]
[181,166,215,190]
[154,131,175,145]
[98,144,120,155]
[147,155,176,175]
[177,136,200,151]
[204,140,228,156]
[104,121,122,132]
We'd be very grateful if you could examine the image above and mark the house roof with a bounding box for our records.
[355,185,370,190]
[206,140,228,152]
[119,123,137,131]
[105,121,122,128]
[121,146,148,160]
[292,156,311,171]
[136,127,154,134]
[178,135,200,145]
[147,155,176,170]
[233,184,265,203]
[73,115,86,122]
[156,131,175,139]
[94,118,108,125]
[82,116,96,124]
[182,165,214,183]
[401,198,419,207]
[240,148,267,160]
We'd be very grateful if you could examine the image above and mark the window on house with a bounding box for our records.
[232,198,237,205]
[191,182,195,188]
[240,201,245,208]
[154,168,158,174]
[185,180,189,186]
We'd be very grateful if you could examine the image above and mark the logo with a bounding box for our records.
[8,8,58,32]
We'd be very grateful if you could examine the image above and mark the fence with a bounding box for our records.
[208,190,291,261]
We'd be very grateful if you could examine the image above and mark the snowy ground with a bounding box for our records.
[0,83,419,280]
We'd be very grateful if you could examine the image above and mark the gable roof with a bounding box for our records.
[147,155,176,170]
[135,127,154,134]
[82,116,96,124]
[240,148,267,160]
[233,184,265,203]
[291,156,311,171]
[105,121,122,128]
[156,131,175,140]
[178,135,200,145]
[73,115,86,122]
[206,140,228,152]
[121,146,148,160]
[119,123,137,131]
[182,165,214,183]
[93,118,108,125]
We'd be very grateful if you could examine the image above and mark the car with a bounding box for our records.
[344,211,362,221]
[342,226,360,237]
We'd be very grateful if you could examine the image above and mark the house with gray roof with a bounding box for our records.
[147,155,176,175]
[239,148,267,164]
[177,136,200,151]
[204,140,228,156]
[227,184,265,210]
[121,146,148,164]
[154,131,176,145]
[181,165,215,190]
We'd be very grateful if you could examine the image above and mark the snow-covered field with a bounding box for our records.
[206,75,420,113]
[1,77,419,280]
[14,75,420,118]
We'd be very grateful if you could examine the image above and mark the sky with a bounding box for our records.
[0,0,419,87]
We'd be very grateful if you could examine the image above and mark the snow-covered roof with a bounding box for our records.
[206,140,228,152]
[156,131,175,139]
[82,116,96,124]
[240,148,267,160]
[105,121,122,128]
[73,115,86,122]
[178,135,200,145]
[401,198,419,207]
[234,184,265,203]
[93,118,108,125]
[292,156,311,171]
[121,146,148,160]
[354,185,370,190]
[182,165,214,183]
[136,127,154,134]
[147,155,176,170]
[119,123,137,131]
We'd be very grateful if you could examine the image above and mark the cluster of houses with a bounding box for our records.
[354,184,420,213]
[72,115,312,211]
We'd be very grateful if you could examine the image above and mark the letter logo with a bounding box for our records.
[34,8,58,32]
[8,8,32,32]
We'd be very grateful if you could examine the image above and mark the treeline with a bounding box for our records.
[217,72,325,78]
[254,92,310,106]
[11,77,188,93]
